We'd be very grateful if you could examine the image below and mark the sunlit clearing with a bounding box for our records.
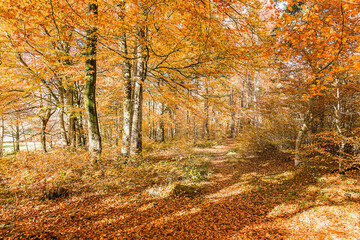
[206,182,254,203]
[261,171,294,184]
[267,203,300,218]
[285,205,360,239]
[153,207,201,225]
[239,172,262,181]
[144,184,173,199]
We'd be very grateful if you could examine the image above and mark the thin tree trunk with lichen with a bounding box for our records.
[84,0,102,158]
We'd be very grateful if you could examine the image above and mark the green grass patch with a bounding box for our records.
[182,157,212,182]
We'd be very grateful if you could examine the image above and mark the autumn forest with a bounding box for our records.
[1,0,360,239]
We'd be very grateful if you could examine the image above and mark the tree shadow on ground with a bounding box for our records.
[4,143,344,239]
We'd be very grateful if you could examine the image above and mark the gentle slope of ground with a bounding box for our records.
[1,139,360,239]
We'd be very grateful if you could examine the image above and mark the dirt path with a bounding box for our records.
[3,140,299,239]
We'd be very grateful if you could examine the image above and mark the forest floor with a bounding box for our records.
[1,139,360,239]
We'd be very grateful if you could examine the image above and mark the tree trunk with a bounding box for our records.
[73,88,80,149]
[156,81,165,143]
[0,116,4,157]
[14,121,20,152]
[334,79,344,171]
[74,88,86,147]
[67,87,76,150]
[137,85,143,151]
[78,114,86,147]
[295,120,307,166]
[114,104,119,146]
[152,107,156,140]
[156,102,165,143]
[40,96,54,153]
[130,81,143,155]
[117,2,134,156]
[148,99,152,139]
[193,116,197,144]
[170,109,175,140]
[241,77,245,108]
[247,71,253,108]
[230,89,236,138]
[186,110,190,139]
[130,28,146,155]
[121,33,133,155]
[204,82,210,140]
[41,119,48,153]
[20,121,29,153]
[295,106,313,166]
[58,86,69,146]
[84,0,102,158]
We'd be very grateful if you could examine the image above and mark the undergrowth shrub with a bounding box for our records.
[0,150,91,200]
[116,154,212,190]
[236,121,297,158]
[170,183,199,198]
[142,139,188,154]
[300,131,360,171]
[40,186,69,201]
[0,145,212,202]
[290,165,319,184]
[182,157,212,181]
[227,147,239,155]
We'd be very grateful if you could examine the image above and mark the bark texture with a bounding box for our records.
[130,28,146,155]
[121,34,132,155]
[84,0,102,158]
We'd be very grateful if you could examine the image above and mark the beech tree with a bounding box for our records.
[274,0,360,166]
[85,0,102,157]
[0,0,275,159]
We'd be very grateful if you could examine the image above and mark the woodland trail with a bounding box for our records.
[2,140,333,239]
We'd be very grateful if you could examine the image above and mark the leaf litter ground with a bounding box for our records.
[1,139,360,239]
